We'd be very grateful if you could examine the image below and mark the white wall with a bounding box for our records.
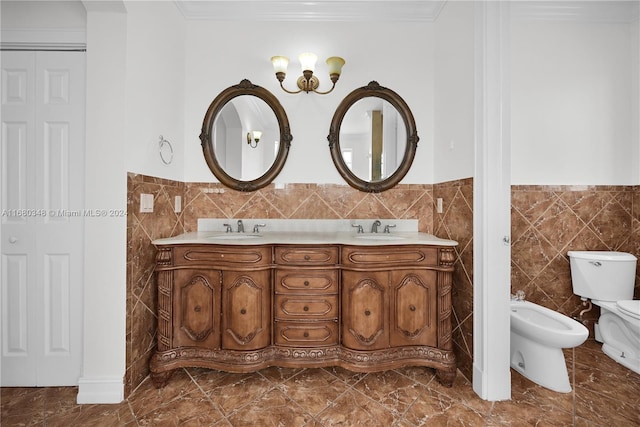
[123,1,185,181]
[79,1,128,404]
[511,18,639,185]
[0,0,85,29]
[433,0,476,182]
[0,0,86,47]
[182,20,435,185]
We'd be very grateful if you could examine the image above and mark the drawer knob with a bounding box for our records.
[303,332,309,338]
[303,306,309,311]
[304,255,311,260]
[194,306,201,313]
[304,280,310,286]
[364,309,371,316]
[409,305,416,312]
[240,308,247,315]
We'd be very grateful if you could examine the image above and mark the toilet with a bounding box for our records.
[568,251,640,375]
[510,299,588,392]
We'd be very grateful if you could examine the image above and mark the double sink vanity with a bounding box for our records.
[150,220,458,388]
[150,79,459,388]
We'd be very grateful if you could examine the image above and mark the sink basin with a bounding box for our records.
[355,234,406,240]
[206,234,262,240]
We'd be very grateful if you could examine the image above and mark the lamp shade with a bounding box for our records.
[271,56,289,74]
[252,131,262,142]
[326,56,345,76]
[298,52,318,72]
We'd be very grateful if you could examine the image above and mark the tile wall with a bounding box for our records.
[181,182,434,233]
[511,185,640,335]
[126,174,186,397]
[433,178,474,381]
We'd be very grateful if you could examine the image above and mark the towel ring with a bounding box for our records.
[158,135,173,165]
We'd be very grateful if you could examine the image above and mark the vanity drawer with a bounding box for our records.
[342,245,438,267]
[275,246,339,265]
[172,245,272,268]
[275,270,338,294]
[275,320,338,347]
[275,295,339,320]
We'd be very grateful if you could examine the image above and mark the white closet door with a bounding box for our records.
[1,50,85,386]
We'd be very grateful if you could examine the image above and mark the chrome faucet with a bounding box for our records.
[371,220,381,233]
[253,223,266,233]
[223,223,233,233]
[352,223,364,234]
[237,219,244,233]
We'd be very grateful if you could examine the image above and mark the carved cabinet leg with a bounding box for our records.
[436,367,456,387]
[150,370,175,389]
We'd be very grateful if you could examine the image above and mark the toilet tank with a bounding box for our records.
[568,251,637,301]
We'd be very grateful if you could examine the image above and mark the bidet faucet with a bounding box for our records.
[237,219,244,233]
[511,290,526,301]
[371,220,381,233]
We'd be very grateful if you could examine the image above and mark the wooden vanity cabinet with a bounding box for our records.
[151,242,456,389]
[151,245,272,386]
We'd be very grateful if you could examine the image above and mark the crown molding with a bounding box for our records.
[173,1,639,24]
[173,0,446,22]
[511,1,640,23]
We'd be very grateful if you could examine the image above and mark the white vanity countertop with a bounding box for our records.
[152,231,458,247]
[152,219,457,246]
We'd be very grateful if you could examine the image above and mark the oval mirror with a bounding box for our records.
[200,79,292,191]
[328,81,419,192]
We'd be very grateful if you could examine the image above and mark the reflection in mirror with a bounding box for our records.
[340,98,407,182]
[213,96,279,181]
[200,79,292,192]
[328,81,418,193]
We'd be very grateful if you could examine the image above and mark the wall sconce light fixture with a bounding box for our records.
[247,130,262,148]
[271,53,345,95]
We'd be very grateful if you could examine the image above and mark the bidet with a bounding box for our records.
[510,300,588,392]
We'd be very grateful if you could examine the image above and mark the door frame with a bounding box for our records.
[472,1,512,401]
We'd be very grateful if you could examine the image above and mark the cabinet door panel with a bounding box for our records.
[222,270,271,350]
[390,270,437,347]
[173,270,221,349]
[341,271,388,350]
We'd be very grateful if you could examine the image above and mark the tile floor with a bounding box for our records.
[1,340,638,426]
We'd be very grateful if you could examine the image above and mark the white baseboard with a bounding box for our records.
[472,363,512,401]
[76,377,124,404]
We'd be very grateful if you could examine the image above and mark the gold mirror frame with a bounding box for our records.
[328,81,419,193]
[200,79,293,192]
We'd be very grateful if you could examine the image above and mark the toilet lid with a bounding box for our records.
[616,300,640,319]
